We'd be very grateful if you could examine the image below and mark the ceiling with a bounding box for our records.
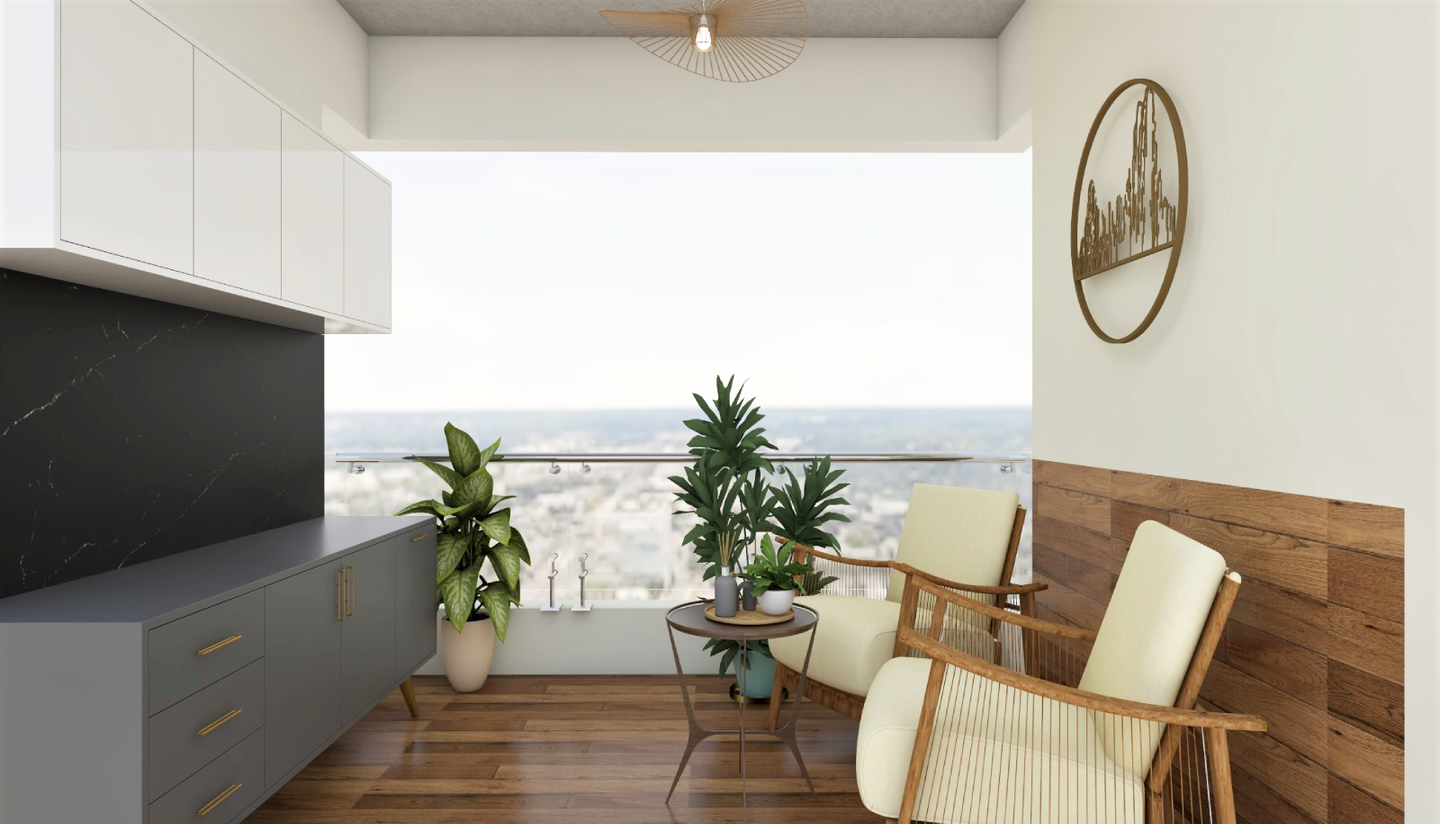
[334,0,1027,38]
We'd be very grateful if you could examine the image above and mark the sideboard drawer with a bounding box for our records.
[148,658,266,802]
[149,728,264,824]
[149,590,265,713]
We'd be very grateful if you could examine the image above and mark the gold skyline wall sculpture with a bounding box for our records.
[600,0,808,83]
[1070,78,1189,343]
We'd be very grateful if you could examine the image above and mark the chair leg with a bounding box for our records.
[768,662,790,730]
[399,677,419,718]
[1205,727,1237,824]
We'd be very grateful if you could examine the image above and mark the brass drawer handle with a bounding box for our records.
[195,635,243,657]
[196,783,242,816]
[411,533,429,543]
[196,708,243,737]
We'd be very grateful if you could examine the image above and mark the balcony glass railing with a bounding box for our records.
[326,452,1032,603]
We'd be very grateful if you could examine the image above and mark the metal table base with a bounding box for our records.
[664,605,819,807]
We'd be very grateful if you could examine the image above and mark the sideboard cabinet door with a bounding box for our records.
[341,538,397,722]
[395,528,438,677]
[60,0,193,273]
[264,559,343,787]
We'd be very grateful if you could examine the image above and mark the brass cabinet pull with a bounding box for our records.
[196,708,243,737]
[195,635,243,657]
[346,566,355,617]
[337,568,345,622]
[411,533,429,543]
[196,783,242,816]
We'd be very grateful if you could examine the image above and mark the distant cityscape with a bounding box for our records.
[325,408,1032,602]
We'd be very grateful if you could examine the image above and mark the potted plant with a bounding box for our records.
[766,456,849,595]
[397,423,529,693]
[744,535,812,615]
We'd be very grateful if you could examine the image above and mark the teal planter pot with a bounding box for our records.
[733,648,776,699]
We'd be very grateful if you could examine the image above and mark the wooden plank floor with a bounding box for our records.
[248,674,882,824]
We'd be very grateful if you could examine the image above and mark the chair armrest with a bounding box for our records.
[794,544,895,569]
[893,562,1048,597]
[908,629,1266,733]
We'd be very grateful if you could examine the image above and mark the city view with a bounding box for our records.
[326,407,1032,601]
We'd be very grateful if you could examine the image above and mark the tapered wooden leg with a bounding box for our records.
[1205,727,1237,824]
[768,662,789,730]
[399,677,419,718]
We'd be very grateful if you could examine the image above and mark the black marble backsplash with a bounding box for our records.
[0,269,322,599]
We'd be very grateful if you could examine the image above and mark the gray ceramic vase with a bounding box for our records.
[714,568,738,617]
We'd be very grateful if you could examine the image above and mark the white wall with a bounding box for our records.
[143,0,368,144]
[364,37,1004,151]
[413,603,714,676]
[1030,0,1436,817]
[996,0,1031,146]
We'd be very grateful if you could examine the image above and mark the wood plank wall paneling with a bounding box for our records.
[1032,460,1404,824]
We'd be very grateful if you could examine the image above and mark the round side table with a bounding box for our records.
[664,600,820,807]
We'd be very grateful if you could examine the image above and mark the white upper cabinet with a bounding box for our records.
[60,0,193,274]
[281,113,345,315]
[344,158,393,329]
[1,0,389,333]
[195,51,281,297]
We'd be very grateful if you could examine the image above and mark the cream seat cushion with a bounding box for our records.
[856,658,1147,824]
[769,595,899,698]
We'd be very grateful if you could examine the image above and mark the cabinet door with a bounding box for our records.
[264,559,342,787]
[194,51,281,296]
[281,113,343,313]
[395,528,438,677]
[343,157,392,327]
[60,0,193,273]
[341,539,397,722]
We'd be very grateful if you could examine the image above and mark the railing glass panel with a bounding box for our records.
[325,453,1031,603]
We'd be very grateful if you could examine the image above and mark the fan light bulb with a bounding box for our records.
[694,24,713,51]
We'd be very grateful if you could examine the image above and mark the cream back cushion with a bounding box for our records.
[1078,520,1228,774]
[886,484,1020,602]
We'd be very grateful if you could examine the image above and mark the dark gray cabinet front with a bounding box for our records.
[395,527,437,677]
[264,558,343,787]
[340,538,397,721]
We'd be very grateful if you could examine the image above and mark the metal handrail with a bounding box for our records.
[332,451,1030,465]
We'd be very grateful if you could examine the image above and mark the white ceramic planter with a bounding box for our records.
[758,589,796,616]
[440,616,496,693]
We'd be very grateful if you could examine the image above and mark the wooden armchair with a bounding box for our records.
[767,484,1035,730]
[856,521,1266,824]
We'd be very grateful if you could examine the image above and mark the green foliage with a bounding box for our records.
[703,638,771,677]
[669,377,777,578]
[766,456,851,552]
[743,535,812,596]
[398,423,529,641]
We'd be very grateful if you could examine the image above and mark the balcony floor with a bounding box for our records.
[249,674,880,824]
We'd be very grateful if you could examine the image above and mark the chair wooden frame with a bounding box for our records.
[888,572,1265,824]
[768,505,1036,729]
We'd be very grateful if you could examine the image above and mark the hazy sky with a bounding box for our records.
[325,151,1032,411]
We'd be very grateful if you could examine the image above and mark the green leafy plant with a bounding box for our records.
[671,377,777,579]
[396,423,529,641]
[767,456,850,595]
[767,456,851,552]
[743,535,812,596]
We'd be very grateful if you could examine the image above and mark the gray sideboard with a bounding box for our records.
[0,516,438,824]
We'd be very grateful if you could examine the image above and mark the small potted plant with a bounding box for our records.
[744,535,811,616]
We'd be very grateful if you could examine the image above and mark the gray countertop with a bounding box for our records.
[0,516,428,627]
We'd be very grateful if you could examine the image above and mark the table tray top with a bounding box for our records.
[666,600,817,640]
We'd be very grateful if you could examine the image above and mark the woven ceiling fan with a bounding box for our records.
[600,0,808,83]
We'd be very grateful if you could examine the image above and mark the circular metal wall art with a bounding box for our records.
[1070,78,1188,343]
[600,0,808,83]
